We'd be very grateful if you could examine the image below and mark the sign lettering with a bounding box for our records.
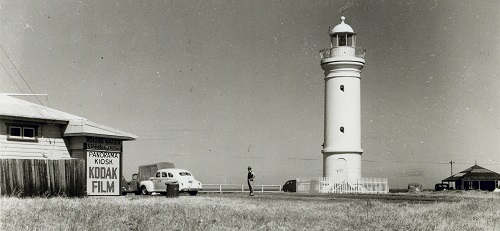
[86,150,120,196]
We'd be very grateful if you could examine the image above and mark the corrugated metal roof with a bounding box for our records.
[64,119,137,140]
[0,94,137,140]
[0,94,83,122]
[443,165,500,181]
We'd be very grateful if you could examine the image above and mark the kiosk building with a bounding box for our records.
[0,94,136,195]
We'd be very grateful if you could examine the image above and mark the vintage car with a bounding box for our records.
[139,168,202,196]
[282,180,297,192]
[407,183,422,192]
[434,183,451,191]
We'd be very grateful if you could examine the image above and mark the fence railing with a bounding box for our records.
[0,159,86,197]
[202,184,282,193]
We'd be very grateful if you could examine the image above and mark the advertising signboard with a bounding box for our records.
[85,137,122,196]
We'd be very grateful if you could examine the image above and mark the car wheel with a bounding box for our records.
[141,186,150,195]
[189,191,198,196]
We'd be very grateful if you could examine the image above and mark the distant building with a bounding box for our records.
[441,164,500,191]
[0,94,136,195]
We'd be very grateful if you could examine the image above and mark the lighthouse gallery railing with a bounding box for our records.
[320,46,366,59]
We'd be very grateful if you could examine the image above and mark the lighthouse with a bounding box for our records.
[320,16,365,184]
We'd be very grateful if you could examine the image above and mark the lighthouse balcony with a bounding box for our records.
[320,46,365,60]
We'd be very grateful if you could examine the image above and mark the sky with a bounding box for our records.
[0,0,498,189]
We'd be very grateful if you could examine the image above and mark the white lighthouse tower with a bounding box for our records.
[320,16,365,184]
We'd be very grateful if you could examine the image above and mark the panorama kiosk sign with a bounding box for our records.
[85,137,122,196]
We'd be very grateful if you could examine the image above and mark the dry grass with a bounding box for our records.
[1,192,499,230]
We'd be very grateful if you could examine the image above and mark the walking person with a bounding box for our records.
[247,166,255,196]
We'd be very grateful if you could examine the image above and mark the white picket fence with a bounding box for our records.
[202,184,282,193]
[201,178,388,194]
[296,177,389,194]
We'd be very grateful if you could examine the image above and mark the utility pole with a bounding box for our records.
[449,161,455,176]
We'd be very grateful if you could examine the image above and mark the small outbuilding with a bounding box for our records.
[0,94,136,196]
[441,164,500,191]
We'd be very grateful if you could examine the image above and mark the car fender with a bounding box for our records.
[140,180,154,192]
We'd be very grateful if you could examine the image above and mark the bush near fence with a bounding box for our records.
[0,159,85,197]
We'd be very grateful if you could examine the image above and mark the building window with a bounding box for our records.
[8,125,38,141]
[23,127,35,139]
[10,126,22,137]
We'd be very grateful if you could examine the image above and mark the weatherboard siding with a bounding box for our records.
[0,122,71,159]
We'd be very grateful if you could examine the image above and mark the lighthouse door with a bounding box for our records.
[334,158,348,183]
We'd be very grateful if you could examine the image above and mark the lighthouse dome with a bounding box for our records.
[330,16,354,34]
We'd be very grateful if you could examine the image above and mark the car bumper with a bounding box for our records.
[180,188,201,192]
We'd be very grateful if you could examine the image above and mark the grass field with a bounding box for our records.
[1,191,499,230]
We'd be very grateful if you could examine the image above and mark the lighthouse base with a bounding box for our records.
[323,153,361,184]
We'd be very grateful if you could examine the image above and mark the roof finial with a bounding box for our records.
[341,16,346,23]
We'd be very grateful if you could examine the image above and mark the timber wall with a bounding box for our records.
[0,122,72,159]
[0,159,85,197]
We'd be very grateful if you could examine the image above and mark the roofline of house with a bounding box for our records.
[0,115,68,124]
[63,133,136,141]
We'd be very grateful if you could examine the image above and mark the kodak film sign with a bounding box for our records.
[86,138,121,196]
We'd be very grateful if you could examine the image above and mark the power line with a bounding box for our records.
[286,157,319,161]
[0,43,42,105]
[363,159,449,164]
[0,61,25,94]
[362,159,500,166]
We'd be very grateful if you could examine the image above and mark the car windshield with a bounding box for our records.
[179,172,192,176]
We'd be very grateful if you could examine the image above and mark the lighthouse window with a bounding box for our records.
[340,85,344,92]
[347,35,353,46]
[338,35,347,46]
